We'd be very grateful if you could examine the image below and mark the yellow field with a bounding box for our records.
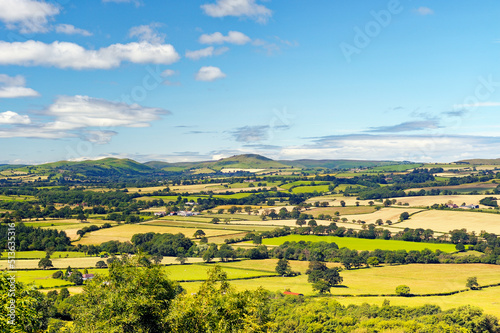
[391,195,494,208]
[74,224,244,245]
[0,257,105,269]
[35,219,117,241]
[334,286,500,317]
[398,210,500,234]
[341,208,424,224]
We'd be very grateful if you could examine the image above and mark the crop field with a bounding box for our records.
[134,195,207,202]
[0,257,106,270]
[309,206,376,217]
[291,185,330,193]
[305,196,378,206]
[162,262,277,281]
[143,220,275,232]
[0,251,87,260]
[398,210,500,234]
[391,194,495,208]
[280,181,330,190]
[259,235,457,252]
[213,193,257,199]
[340,208,424,224]
[334,184,366,192]
[334,287,500,317]
[74,224,244,245]
[408,182,498,193]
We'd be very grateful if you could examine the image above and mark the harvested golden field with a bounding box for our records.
[391,195,494,208]
[341,208,424,224]
[408,182,498,192]
[74,224,244,245]
[0,257,105,269]
[309,206,376,217]
[398,210,500,234]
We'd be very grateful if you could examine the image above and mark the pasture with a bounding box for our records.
[398,210,500,235]
[259,235,457,252]
[0,251,87,260]
[291,185,330,193]
[73,223,245,245]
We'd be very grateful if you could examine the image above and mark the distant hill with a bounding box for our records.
[1,154,412,178]
[280,159,404,170]
[0,164,27,172]
[23,158,154,177]
[456,158,500,165]
[146,154,288,172]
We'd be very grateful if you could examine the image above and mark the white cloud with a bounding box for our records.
[0,0,59,33]
[45,95,169,130]
[161,69,176,77]
[453,102,500,108]
[0,74,39,98]
[0,40,180,70]
[129,23,165,44]
[55,24,92,36]
[0,111,31,124]
[414,7,434,15]
[0,95,170,142]
[199,31,251,45]
[185,46,228,60]
[195,66,226,81]
[201,0,272,23]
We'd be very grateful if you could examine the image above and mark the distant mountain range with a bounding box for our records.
[4,154,496,179]
[0,154,409,178]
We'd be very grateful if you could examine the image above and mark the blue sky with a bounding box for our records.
[1,0,500,164]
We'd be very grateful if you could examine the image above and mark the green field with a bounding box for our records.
[259,235,457,252]
[213,193,256,199]
[281,181,330,190]
[291,185,330,193]
[162,262,277,281]
[0,251,88,260]
[0,194,36,202]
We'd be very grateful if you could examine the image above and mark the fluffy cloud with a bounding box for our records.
[280,134,500,162]
[0,74,39,98]
[45,95,169,130]
[199,31,251,45]
[55,24,92,36]
[0,111,31,124]
[0,40,180,70]
[0,95,169,142]
[201,0,272,23]
[195,66,226,81]
[0,0,59,33]
[414,7,434,15]
[185,46,228,60]
[129,23,165,44]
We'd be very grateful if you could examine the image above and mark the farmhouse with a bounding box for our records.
[154,212,166,217]
[82,274,94,281]
[460,204,479,209]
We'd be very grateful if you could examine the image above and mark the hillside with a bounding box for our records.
[281,159,404,170]
[456,158,500,165]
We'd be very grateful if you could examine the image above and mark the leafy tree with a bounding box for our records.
[399,212,410,221]
[306,261,342,293]
[211,217,220,224]
[193,229,206,239]
[71,256,179,333]
[466,276,480,290]
[295,219,306,227]
[275,258,293,276]
[367,257,380,267]
[0,272,50,332]
[96,260,108,268]
[340,200,346,207]
[168,266,272,332]
[69,270,83,285]
[395,285,411,296]
[151,253,164,265]
[38,257,53,270]
[52,270,63,279]
[202,244,218,263]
